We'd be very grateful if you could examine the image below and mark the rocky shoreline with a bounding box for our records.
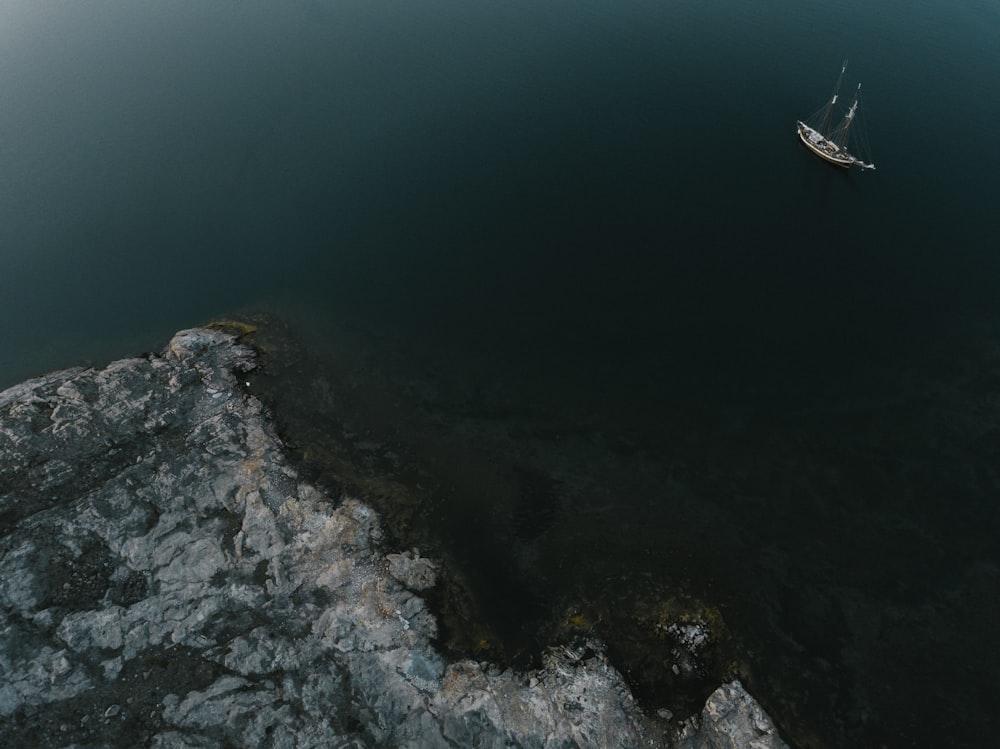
[0,327,787,748]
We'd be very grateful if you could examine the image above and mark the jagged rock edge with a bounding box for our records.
[0,328,787,748]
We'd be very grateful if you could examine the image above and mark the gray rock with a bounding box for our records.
[675,681,788,749]
[386,549,437,590]
[0,327,784,748]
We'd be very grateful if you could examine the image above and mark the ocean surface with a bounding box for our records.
[2,1,999,746]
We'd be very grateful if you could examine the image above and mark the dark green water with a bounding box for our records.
[2,1,999,746]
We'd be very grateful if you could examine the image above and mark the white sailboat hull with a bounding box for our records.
[796,121,875,170]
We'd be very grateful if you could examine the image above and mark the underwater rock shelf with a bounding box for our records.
[0,327,786,748]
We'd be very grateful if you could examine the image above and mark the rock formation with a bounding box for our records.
[0,328,786,748]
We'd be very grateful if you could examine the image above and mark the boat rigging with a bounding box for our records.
[796,61,875,171]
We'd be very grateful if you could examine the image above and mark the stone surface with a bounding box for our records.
[675,681,787,749]
[386,549,437,591]
[0,327,785,748]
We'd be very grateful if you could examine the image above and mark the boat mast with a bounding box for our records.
[821,60,847,137]
[838,83,862,148]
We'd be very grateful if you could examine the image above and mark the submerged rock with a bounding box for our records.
[0,328,785,748]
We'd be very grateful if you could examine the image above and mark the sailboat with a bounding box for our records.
[796,61,875,170]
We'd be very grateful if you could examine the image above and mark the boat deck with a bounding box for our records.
[796,121,875,170]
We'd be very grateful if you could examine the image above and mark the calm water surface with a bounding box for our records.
[2,1,999,746]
